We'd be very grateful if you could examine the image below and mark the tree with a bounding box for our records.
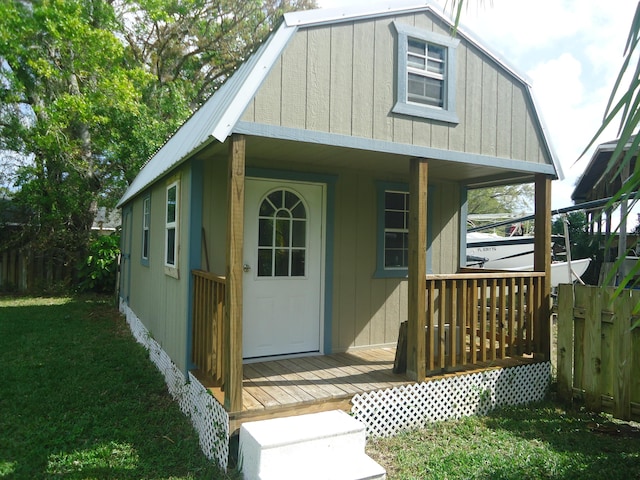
[0,0,314,288]
[0,0,146,282]
[467,184,533,216]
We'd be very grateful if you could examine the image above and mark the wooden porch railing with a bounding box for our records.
[192,269,226,386]
[424,270,545,374]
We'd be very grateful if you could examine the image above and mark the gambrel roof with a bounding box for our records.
[118,1,561,207]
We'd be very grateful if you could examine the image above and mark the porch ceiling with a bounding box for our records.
[198,136,539,186]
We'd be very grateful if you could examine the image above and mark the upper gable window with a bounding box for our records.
[393,22,459,124]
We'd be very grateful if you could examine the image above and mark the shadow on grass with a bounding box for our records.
[480,402,640,479]
[0,295,235,479]
[367,400,640,480]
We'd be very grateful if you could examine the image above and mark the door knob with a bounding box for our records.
[243,264,251,272]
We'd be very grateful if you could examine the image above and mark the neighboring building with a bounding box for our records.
[117,2,560,427]
[573,136,638,284]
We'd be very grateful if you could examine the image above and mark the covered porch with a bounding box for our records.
[189,135,554,421]
[192,266,549,431]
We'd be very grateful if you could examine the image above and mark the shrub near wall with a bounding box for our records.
[78,233,120,293]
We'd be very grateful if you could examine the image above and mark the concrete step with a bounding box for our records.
[239,410,386,480]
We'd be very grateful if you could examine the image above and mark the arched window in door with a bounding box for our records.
[257,189,307,277]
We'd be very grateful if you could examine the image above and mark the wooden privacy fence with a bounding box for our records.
[192,270,226,387]
[557,284,640,421]
[0,246,73,292]
[423,271,545,374]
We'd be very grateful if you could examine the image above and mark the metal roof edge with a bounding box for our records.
[284,1,433,27]
[211,22,297,142]
[116,21,297,208]
[526,86,563,181]
[570,136,637,200]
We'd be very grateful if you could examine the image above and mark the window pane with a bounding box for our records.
[424,78,443,105]
[268,190,283,209]
[167,185,176,223]
[166,228,175,265]
[292,220,306,247]
[385,249,407,268]
[143,230,149,258]
[428,44,445,63]
[143,198,150,228]
[385,211,405,229]
[259,199,275,216]
[385,231,405,249]
[275,249,289,276]
[259,219,273,247]
[291,250,305,276]
[285,190,299,209]
[408,39,425,55]
[427,58,444,75]
[385,192,406,211]
[292,202,306,219]
[258,249,272,276]
[275,219,290,247]
[408,73,443,107]
[408,54,426,70]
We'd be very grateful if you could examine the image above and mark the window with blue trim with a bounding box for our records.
[383,190,410,270]
[392,22,459,124]
[141,194,150,266]
[375,182,433,278]
[164,176,180,278]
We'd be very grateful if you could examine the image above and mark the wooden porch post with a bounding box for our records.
[534,174,552,360]
[407,158,427,381]
[224,134,245,411]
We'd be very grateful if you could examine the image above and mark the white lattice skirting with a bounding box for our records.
[119,300,229,471]
[351,361,551,438]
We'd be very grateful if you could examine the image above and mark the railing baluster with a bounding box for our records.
[499,278,507,359]
[438,279,446,370]
[426,279,435,372]
[525,276,534,354]
[489,278,497,360]
[470,278,478,364]
[449,279,458,369]
[480,278,488,362]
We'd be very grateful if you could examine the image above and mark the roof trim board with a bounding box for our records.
[233,121,558,177]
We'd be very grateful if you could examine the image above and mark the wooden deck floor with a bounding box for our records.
[194,347,538,431]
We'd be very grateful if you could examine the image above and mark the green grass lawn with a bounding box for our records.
[3,295,640,479]
[367,402,640,479]
[0,295,235,479]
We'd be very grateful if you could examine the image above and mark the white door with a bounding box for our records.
[243,178,324,360]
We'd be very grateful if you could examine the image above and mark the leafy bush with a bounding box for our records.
[78,234,120,293]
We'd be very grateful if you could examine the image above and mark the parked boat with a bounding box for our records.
[466,231,535,269]
[466,231,591,287]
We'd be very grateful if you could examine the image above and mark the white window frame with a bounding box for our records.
[141,194,151,266]
[164,177,180,278]
[392,22,459,124]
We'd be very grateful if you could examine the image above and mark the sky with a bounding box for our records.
[317,0,639,212]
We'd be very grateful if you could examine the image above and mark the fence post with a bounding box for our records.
[556,283,574,404]
[614,290,632,420]
[584,286,602,411]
